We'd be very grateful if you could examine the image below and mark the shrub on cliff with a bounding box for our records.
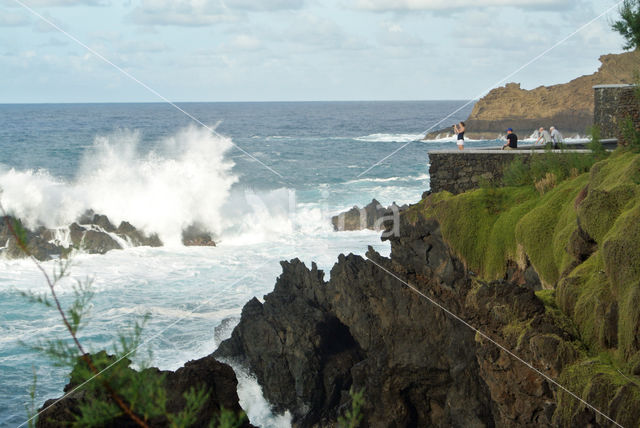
[502,150,599,189]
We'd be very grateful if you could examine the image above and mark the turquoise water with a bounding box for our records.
[0,101,502,427]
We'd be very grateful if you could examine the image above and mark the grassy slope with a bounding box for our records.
[407,151,640,424]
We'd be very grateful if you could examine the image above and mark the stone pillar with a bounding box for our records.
[593,84,640,143]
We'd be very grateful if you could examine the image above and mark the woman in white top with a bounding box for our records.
[453,122,465,151]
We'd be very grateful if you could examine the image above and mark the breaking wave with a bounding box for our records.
[0,126,318,247]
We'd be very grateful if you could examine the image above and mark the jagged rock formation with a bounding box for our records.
[182,223,216,246]
[331,199,408,231]
[0,211,217,260]
[0,212,162,260]
[216,153,640,427]
[425,50,640,140]
[36,353,252,427]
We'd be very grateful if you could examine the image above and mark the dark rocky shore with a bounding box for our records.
[331,199,408,232]
[39,187,640,426]
[0,211,215,260]
[213,212,593,427]
[37,150,640,426]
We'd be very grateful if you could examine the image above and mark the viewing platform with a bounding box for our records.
[429,138,617,154]
[426,83,634,195]
[427,141,614,195]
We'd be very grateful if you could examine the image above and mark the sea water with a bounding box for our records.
[0,101,498,427]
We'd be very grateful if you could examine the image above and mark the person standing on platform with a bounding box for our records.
[536,127,552,146]
[550,126,564,148]
[453,121,465,151]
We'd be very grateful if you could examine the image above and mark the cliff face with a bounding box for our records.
[425,50,640,140]
[216,152,640,427]
[213,215,590,427]
[216,218,497,427]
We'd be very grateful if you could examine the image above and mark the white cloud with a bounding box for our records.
[8,0,108,5]
[39,37,69,46]
[129,0,232,26]
[0,10,30,26]
[355,0,573,11]
[33,11,67,32]
[378,22,425,47]
[229,34,262,50]
[222,0,304,11]
[281,14,369,51]
[119,39,168,53]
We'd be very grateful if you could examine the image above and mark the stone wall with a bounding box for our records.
[428,150,591,195]
[594,84,640,141]
[428,151,528,194]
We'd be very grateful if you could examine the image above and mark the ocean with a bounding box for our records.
[0,101,500,427]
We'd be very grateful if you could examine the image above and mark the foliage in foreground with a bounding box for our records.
[2,212,246,427]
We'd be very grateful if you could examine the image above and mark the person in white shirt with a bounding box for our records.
[550,126,564,148]
[536,127,552,145]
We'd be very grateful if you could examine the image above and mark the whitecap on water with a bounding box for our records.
[354,133,424,143]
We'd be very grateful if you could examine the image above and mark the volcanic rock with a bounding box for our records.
[115,221,162,247]
[0,217,63,260]
[331,199,408,231]
[216,203,640,427]
[0,212,163,261]
[182,223,216,246]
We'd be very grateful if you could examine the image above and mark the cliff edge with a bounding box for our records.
[425,50,640,140]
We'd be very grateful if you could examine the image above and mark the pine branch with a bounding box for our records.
[1,207,149,428]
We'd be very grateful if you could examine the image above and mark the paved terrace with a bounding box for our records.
[428,138,617,154]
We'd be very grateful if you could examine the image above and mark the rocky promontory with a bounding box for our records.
[425,50,640,140]
[215,151,640,427]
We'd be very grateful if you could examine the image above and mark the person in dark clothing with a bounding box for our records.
[503,128,518,150]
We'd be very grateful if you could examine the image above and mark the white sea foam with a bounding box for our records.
[354,133,424,143]
[345,173,429,185]
[232,365,292,428]
[423,134,486,143]
[0,126,238,246]
[0,127,330,247]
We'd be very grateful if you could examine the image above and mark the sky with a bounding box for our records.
[0,0,629,102]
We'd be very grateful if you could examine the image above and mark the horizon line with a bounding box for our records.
[0,99,474,105]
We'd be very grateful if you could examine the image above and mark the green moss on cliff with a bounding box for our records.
[419,186,538,279]
[516,176,588,287]
[420,153,640,350]
[557,254,619,351]
[535,289,582,341]
[554,357,640,428]
[418,151,640,422]
[420,176,588,286]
